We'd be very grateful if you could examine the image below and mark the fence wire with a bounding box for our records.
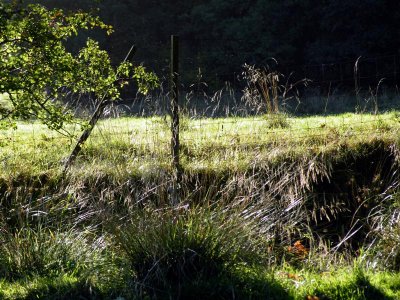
[3,112,400,174]
[2,43,400,178]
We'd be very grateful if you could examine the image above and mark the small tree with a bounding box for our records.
[0,1,158,132]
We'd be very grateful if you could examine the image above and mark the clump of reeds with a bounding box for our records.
[0,225,109,281]
[114,204,270,298]
[241,63,309,127]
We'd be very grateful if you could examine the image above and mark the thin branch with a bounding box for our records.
[63,45,136,172]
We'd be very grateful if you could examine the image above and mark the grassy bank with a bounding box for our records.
[2,112,400,298]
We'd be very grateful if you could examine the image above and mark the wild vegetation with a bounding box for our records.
[3,1,400,299]
[2,111,400,298]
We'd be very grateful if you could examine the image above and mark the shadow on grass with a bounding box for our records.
[10,276,290,300]
[313,271,394,300]
[226,272,293,300]
[354,273,394,300]
[139,267,293,300]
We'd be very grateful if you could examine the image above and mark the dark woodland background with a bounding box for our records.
[28,1,400,95]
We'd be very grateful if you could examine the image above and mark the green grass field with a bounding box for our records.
[2,112,400,299]
[2,112,400,176]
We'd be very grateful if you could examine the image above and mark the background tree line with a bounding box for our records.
[29,0,400,87]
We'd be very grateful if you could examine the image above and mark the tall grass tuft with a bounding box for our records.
[114,205,269,298]
[0,225,110,281]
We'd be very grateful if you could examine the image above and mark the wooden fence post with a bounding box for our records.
[170,35,181,204]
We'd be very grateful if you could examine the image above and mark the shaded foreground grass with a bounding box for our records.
[1,202,400,299]
[2,113,400,298]
[1,258,400,299]
[1,217,400,300]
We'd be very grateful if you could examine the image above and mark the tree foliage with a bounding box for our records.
[0,1,158,130]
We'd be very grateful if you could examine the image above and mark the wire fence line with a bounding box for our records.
[4,112,397,138]
[146,37,400,90]
[4,114,399,157]
[117,42,400,120]
[3,37,400,180]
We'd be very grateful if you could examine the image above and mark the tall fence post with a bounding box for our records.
[170,35,181,205]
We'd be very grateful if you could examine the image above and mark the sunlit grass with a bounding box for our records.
[0,275,81,300]
[277,266,400,300]
[1,112,400,179]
